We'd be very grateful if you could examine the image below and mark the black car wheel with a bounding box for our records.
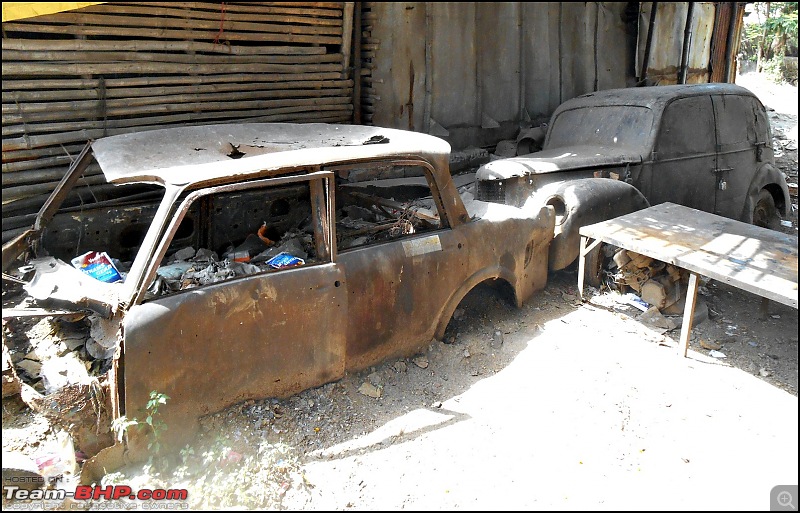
[753,189,780,230]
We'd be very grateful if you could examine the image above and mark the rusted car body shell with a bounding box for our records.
[5,123,555,450]
[477,83,791,224]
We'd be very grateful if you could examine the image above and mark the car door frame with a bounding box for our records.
[650,94,718,212]
[324,158,470,371]
[120,170,347,446]
[711,93,763,219]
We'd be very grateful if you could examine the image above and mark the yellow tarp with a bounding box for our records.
[2,2,105,22]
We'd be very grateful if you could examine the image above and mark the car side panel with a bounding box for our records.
[336,229,468,371]
[650,95,718,211]
[712,94,764,219]
[123,263,347,446]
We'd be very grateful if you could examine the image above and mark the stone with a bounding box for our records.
[172,246,196,261]
[639,306,677,331]
[16,359,42,377]
[357,382,381,399]
[758,368,771,377]
[393,361,407,373]
[700,339,722,351]
[367,371,382,387]
[493,140,518,158]
[412,356,429,369]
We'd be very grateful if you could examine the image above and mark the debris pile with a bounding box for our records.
[606,248,688,311]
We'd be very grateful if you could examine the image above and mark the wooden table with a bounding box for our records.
[577,202,798,357]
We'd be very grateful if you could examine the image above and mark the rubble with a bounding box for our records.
[357,382,381,399]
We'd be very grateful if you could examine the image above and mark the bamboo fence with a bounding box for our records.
[3,1,360,242]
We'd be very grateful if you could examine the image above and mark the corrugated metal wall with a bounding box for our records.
[636,2,716,85]
[2,1,355,242]
[367,2,728,150]
[368,2,635,149]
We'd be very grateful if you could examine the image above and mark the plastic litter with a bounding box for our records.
[622,292,650,312]
[70,251,123,283]
[156,261,195,280]
[266,252,305,269]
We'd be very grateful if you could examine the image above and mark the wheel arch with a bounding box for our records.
[432,266,518,341]
[740,163,791,222]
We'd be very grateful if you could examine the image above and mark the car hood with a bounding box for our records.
[476,145,642,181]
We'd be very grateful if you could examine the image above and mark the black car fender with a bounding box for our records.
[529,178,651,271]
[739,162,791,223]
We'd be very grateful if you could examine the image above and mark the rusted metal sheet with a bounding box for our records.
[123,262,349,447]
[709,2,733,83]
[637,2,717,85]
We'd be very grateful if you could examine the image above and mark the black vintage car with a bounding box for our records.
[476,83,791,231]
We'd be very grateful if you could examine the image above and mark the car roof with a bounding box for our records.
[553,83,759,112]
[91,123,451,187]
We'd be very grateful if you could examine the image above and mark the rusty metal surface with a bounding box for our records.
[709,2,733,83]
[2,142,94,273]
[637,2,717,85]
[91,123,452,186]
[123,263,348,447]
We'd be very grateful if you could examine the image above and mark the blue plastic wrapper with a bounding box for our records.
[71,251,123,283]
[265,252,305,269]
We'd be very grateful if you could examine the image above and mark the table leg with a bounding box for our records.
[678,272,699,358]
[759,297,771,320]
[577,236,602,301]
[578,235,588,300]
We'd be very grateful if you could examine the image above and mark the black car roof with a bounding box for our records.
[554,83,758,112]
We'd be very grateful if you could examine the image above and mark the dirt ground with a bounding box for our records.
[2,72,798,511]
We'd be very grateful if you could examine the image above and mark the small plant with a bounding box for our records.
[110,390,170,458]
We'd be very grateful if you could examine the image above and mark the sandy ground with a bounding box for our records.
[2,72,798,510]
[284,279,798,510]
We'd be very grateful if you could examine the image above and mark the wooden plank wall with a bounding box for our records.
[2,2,354,242]
[360,2,375,125]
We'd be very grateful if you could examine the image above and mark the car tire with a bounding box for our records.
[753,189,780,230]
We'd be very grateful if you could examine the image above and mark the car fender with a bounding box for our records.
[532,178,650,270]
[739,162,791,223]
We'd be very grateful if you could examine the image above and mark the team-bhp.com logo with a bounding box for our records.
[4,481,189,509]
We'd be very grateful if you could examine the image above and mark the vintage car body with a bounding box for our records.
[2,123,555,453]
[476,83,791,269]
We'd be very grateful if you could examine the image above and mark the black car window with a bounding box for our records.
[547,105,654,150]
[713,94,755,147]
[657,96,715,157]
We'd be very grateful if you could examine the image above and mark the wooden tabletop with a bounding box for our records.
[579,202,798,308]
